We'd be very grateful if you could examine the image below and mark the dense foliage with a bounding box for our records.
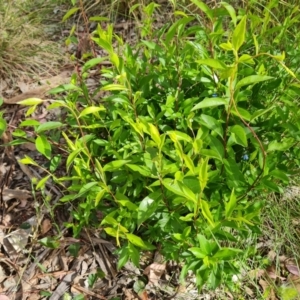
[4,0,300,293]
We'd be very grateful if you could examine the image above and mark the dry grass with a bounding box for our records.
[0,0,66,82]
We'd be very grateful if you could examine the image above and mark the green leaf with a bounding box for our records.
[18,155,38,166]
[165,17,194,45]
[269,169,289,182]
[128,243,140,267]
[225,189,237,218]
[0,118,7,137]
[19,119,40,127]
[163,179,197,203]
[95,158,106,184]
[220,2,237,26]
[133,280,145,295]
[83,57,108,72]
[101,84,128,91]
[36,122,64,133]
[200,114,223,138]
[104,227,119,238]
[36,175,51,190]
[103,160,130,172]
[76,182,99,200]
[253,34,259,55]
[192,97,228,111]
[232,15,246,52]
[89,16,109,22]
[148,123,161,146]
[209,136,224,160]
[117,247,130,270]
[197,59,227,70]
[25,105,38,116]
[230,107,252,121]
[183,154,195,174]
[127,164,152,177]
[213,248,242,260]
[66,148,83,171]
[219,42,233,51]
[189,247,207,259]
[50,155,61,172]
[250,106,275,122]
[39,237,60,249]
[95,189,107,206]
[62,7,79,22]
[260,178,282,193]
[141,40,163,51]
[224,158,245,188]
[200,149,223,161]
[126,233,156,250]
[117,199,138,211]
[78,106,106,118]
[110,52,120,68]
[278,286,299,300]
[199,157,209,192]
[200,200,215,227]
[167,130,193,144]
[197,234,212,255]
[235,75,274,90]
[230,125,247,147]
[17,98,43,106]
[180,213,194,221]
[190,0,213,20]
[115,192,134,204]
[267,138,294,152]
[48,84,79,94]
[137,192,161,226]
[40,291,52,297]
[238,54,255,64]
[11,129,26,138]
[35,135,52,159]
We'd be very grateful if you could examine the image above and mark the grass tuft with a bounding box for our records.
[0,0,66,81]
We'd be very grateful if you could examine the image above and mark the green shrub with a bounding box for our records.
[17,0,300,292]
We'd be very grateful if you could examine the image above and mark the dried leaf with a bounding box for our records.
[288,274,300,293]
[1,214,12,226]
[41,219,52,235]
[248,268,265,280]
[17,81,29,93]
[139,290,149,300]
[3,71,72,104]
[285,260,300,276]
[259,279,276,300]
[143,263,166,286]
[5,229,30,253]
[244,286,254,297]
[2,188,31,202]
[123,288,137,300]
[49,271,76,300]
[267,250,277,262]
[266,265,285,280]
